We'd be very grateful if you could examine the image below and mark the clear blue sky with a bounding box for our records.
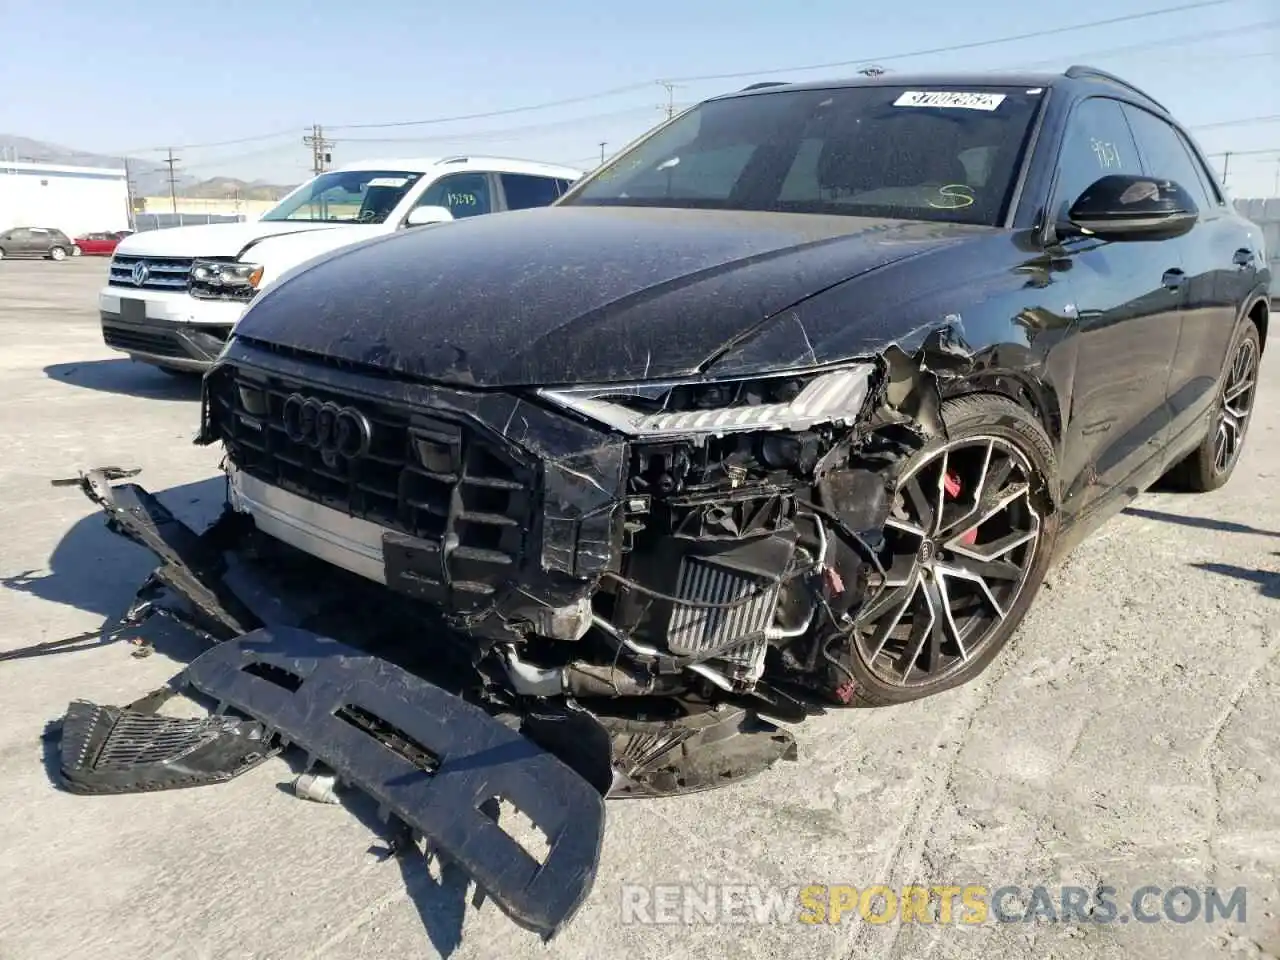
[1,0,1277,196]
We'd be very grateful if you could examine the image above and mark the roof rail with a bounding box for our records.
[1063,65,1168,112]
[438,156,470,165]
[740,81,789,91]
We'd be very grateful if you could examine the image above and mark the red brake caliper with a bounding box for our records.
[944,470,979,545]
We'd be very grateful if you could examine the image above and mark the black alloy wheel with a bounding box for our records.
[836,394,1058,705]
[1214,331,1258,477]
[1166,321,1262,493]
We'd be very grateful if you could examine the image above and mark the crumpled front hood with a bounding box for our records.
[115,220,362,259]
[232,206,992,386]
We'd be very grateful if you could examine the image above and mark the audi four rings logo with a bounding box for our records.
[282,394,373,459]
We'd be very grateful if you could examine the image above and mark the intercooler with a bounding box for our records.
[665,555,780,679]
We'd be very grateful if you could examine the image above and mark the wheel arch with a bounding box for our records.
[936,375,1064,511]
[1247,296,1269,352]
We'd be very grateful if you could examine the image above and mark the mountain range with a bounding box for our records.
[0,134,296,200]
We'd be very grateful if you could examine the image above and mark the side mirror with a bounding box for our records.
[404,205,454,228]
[1060,174,1198,242]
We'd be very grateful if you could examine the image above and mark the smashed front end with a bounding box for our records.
[198,338,924,717]
[59,335,940,938]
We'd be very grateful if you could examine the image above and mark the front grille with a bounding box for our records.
[102,324,186,358]
[110,254,194,291]
[209,371,533,606]
[666,556,778,675]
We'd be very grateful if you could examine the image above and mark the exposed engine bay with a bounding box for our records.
[196,336,956,717]
[56,328,978,939]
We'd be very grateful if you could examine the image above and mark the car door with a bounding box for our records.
[7,228,35,256]
[1051,97,1184,516]
[1119,103,1249,453]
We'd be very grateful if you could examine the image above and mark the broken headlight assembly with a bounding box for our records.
[190,259,264,301]
[537,363,876,439]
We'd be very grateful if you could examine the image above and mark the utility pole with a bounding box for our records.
[598,141,607,165]
[657,81,683,120]
[303,124,334,176]
[163,148,181,214]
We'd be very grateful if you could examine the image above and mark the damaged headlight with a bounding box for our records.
[538,363,875,438]
[190,260,264,300]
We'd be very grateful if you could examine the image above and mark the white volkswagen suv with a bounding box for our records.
[99,156,582,373]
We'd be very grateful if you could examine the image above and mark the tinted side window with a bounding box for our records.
[1053,98,1141,218]
[500,173,562,210]
[414,173,492,219]
[555,179,575,195]
[1121,104,1215,210]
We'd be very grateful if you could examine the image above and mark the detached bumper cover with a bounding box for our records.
[59,628,606,939]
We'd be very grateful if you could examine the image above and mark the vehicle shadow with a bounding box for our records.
[271,775,478,957]
[44,360,203,401]
[1122,505,1280,539]
[0,476,225,662]
[1190,554,1280,600]
[12,474,500,955]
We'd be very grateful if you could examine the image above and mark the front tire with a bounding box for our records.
[832,394,1060,706]
[70,245,82,257]
[1164,321,1260,493]
[49,246,67,261]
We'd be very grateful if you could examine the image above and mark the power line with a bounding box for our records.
[329,106,665,145]
[315,2,1235,134]
[661,0,1240,83]
[1205,147,1280,158]
[1191,114,1280,131]
[326,82,656,132]
[113,127,302,156]
[1007,20,1280,70]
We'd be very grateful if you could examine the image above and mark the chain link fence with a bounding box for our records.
[131,212,247,232]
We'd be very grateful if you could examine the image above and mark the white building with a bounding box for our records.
[0,160,130,237]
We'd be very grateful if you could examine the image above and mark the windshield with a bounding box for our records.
[261,169,424,224]
[564,85,1044,226]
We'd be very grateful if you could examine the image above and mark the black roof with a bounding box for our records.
[717,66,1167,114]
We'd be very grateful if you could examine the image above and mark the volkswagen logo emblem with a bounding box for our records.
[282,394,373,461]
[131,261,150,286]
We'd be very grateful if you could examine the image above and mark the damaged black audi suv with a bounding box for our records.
[66,66,1268,937]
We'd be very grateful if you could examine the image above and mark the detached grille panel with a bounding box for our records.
[210,373,533,608]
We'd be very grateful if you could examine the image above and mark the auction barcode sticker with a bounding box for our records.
[893,91,1007,111]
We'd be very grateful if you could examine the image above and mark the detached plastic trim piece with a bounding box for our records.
[59,699,278,794]
[181,627,606,940]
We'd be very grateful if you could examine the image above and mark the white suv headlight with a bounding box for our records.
[537,363,875,438]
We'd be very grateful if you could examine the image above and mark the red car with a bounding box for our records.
[72,230,132,256]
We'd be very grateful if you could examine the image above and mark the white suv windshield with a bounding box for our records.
[261,170,424,224]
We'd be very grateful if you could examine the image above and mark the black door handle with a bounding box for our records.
[1162,268,1186,290]
[1233,248,1256,267]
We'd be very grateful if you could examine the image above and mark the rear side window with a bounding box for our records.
[1052,97,1142,218]
[1121,104,1219,211]
[415,172,492,218]
[500,173,562,210]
